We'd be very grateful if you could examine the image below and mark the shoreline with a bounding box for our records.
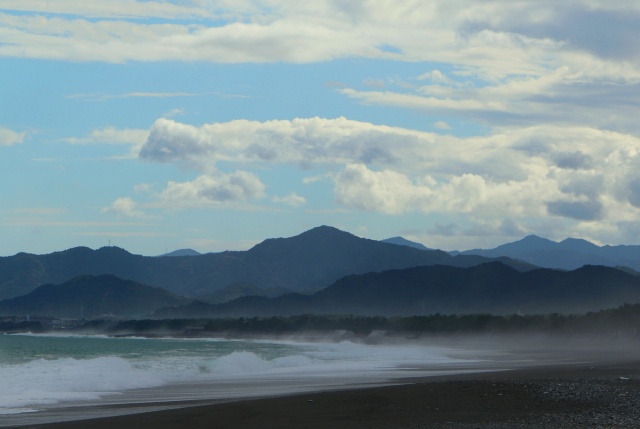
[5,334,640,428]
[9,358,640,429]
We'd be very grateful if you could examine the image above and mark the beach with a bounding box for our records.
[8,360,640,429]
[7,335,640,429]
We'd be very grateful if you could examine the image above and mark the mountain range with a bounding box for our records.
[453,235,640,271]
[155,262,640,318]
[0,226,533,301]
[2,226,640,320]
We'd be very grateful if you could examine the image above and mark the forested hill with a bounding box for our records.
[0,275,188,319]
[155,262,640,318]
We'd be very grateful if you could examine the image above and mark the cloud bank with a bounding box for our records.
[10,1,638,250]
[134,116,640,244]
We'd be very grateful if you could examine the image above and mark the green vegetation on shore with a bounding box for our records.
[5,303,640,338]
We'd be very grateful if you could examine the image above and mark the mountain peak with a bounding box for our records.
[96,246,132,255]
[558,237,599,252]
[249,225,359,254]
[158,248,201,257]
[299,225,354,238]
[521,234,554,243]
[494,234,557,251]
[381,236,430,251]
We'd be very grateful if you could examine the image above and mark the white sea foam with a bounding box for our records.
[0,338,479,415]
[0,356,164,414]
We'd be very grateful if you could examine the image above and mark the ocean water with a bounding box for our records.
[0,333,487,424]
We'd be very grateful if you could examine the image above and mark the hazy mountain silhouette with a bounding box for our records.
[155,262,640,318]
[0,275,188,319]
[197,282,293,304]
[380,236,431,250]
[456,235,640,270]
[0,226,534,301]
[158,249,201,257]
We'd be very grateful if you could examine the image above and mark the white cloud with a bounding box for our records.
[417,70,456,85]
[63,127,148,145]
[333,163,557,217]
[0,0,213,19]
[62,127,149,158]
[334,164,432,215]
[139,116,435,171]
[138,117,640,227]
[1,0,638,83]
[102,197,148,218]
[272,192,306,207]
[157,171,266,207]
[341,62,640,133]
[163,108,186,118]
[433,121,452,130]
[0,13,370,63]
[0,126,25,146]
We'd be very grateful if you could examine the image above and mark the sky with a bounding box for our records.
[1,1,640,256]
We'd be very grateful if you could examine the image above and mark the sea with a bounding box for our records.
[0,332,499,426]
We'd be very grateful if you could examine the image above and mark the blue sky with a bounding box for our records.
[1,1,640,256]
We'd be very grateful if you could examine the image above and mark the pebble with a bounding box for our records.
[431,373,640,429]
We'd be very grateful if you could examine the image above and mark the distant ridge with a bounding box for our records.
[156,262,640,318]
[197,282,292,304]
[0,225,534,301]
[381,236,431,250]
[457,235,640,270]
[0,275,188,319]
[158,249,201,257]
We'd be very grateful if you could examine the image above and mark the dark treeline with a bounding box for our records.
[4,303,640,337]
[0,320,43,332]
[75,303,640,337]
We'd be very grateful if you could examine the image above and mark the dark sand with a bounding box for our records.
[13,360,640,429]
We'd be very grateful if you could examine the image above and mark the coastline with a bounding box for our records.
[9,359,640,429]
[5,334,640,428]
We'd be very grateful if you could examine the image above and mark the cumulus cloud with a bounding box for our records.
[272,193,306,207]
[137,116,640,227]
[333,163,557,217]
[102,197,148,218]
[4,0,639,249]
[139,116,431,170]
[0,126,25,146]
[334,164,431,214]
[157,171,266,207]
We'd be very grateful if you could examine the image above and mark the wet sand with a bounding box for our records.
[12,359,640,429]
